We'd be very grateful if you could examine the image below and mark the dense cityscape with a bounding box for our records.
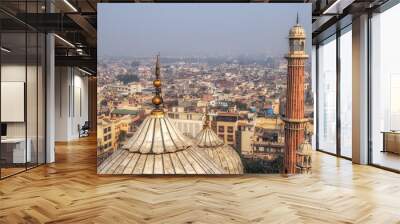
[97,55,313,173]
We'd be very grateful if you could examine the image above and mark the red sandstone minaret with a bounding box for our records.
[283,15,309,174]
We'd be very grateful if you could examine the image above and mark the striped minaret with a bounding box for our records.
[283,16,309,174]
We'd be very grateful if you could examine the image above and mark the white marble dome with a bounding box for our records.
[194,121,244,175]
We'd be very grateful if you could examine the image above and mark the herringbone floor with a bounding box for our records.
[1,136,400,224]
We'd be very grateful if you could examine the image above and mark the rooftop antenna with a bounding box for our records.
[296,12,299,24]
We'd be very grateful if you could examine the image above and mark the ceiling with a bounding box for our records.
[0,0,391,74]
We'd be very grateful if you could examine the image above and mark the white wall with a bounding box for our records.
[71,73,89,138]
[55,67,69,141]
[1,63,46,164]
[55,67,89,141]
[1,64,26,138]
[1,65,40,138]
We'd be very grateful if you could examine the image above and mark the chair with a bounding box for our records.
[79,121,90,138]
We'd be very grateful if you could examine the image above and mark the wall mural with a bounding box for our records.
[97,3,313,175]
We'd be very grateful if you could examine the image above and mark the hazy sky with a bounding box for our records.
[98,4,312,58]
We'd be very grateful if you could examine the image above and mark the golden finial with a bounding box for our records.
[152,54,164,113]
[203,104,210,128]
[152,96,163,106]
[153,79,162,88]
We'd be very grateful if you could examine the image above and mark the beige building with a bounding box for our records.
[254,117,284,143]
[235,117,285,160]
[236,123,254,155]
[97,115,138,160]
[97,118,115,163]
[212,112,242,147]
[128,83,142,94]
[106,84,130,94]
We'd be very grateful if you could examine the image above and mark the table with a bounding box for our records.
[1,138,32,164]
[382,131,400,154]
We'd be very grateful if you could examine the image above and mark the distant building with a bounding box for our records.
[111,108,139,118]
[236,123,254,155]
[196,100,208,108]
[167,111,203,138]
[213,112,243,147]
[236,117,285,174]
[104,83,142,96]
[251,142,284,161]
[97,113,141,165]
[128,83,142,94]
[171,106,185,113]
[97,118,115,164]
[106,84,130,94]
[252,120,284,161]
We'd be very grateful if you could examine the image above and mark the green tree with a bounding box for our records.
[119,130,127,142]
[117,74,139,84]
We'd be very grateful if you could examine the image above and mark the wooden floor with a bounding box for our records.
[1,136,400,224]
[0,167,26,178]
[373,151,400,171]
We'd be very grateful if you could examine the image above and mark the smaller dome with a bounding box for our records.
[196,128,224,148]
[289,24,306,39]
[195,119,244,174]
[297,141,313,155]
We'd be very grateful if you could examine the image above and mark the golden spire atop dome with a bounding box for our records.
[203,105,210,128]
[152,54,164,114]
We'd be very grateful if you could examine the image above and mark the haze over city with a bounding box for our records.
[98,4,312,58]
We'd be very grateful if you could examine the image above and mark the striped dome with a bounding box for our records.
[122,112,191,154]
[98,113,225,175]
[195,124,244,174]
[97,145,224,175]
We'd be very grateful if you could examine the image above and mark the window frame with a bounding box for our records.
[315,21,353,160]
